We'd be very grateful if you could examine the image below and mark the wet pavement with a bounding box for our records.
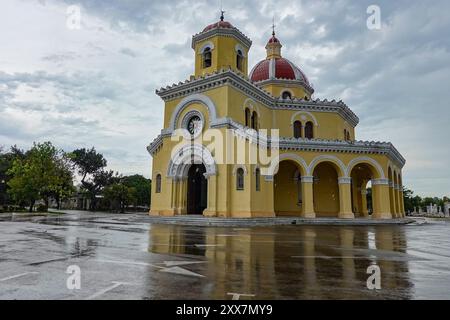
[0,211,449,300]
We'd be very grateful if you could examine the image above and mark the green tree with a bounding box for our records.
[7,142,72,212]
[122,174,151,207]
[403,187,417,213]
[0,145,26,208]
[50,152,76,210]
[69,147,114,210]
[104,182,136,213]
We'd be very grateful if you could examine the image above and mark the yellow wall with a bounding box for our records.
[313,163,340,216]
[274,161,302,216]
[194,36,249,77]
[262,83,311,101]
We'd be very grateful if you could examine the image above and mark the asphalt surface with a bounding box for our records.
[0,211,449,300]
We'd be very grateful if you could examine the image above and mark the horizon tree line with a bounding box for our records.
[0,142,151,213]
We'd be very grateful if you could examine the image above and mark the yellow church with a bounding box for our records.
[147,14,406,219]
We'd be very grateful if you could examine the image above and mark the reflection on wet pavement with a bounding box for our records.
[0,212,449,300]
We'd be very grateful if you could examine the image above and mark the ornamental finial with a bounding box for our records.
[272,16,276,36]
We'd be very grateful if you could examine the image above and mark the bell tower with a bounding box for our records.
[192,13,252,77]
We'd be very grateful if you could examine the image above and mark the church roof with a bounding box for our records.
[202,20,234,32]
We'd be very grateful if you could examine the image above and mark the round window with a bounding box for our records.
[187,115,202,136]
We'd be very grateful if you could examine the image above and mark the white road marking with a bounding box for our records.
[0,272,39,282]
[95,259,163,269]
[85,281,129,300]
[163,261,207,267]
[159,266,205,278]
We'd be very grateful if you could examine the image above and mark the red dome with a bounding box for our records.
[267,35,280,44]
[250,57,310,85]
[203,20,234,32]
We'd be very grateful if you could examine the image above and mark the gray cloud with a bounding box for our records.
[2,0,449,196]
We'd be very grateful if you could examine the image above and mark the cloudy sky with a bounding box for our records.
[0,0,449,197]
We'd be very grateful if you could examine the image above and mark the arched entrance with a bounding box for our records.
[274,160,303,216]
[313,162,340,217]
[350,163,378,217]
[187,164,208,215]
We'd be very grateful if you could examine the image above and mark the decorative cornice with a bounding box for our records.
[147,117,406,168]
[192,27,252,50]
[155,69,360,127]
[253,78,314,95]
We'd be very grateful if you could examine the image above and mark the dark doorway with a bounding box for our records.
[187,164,208,215]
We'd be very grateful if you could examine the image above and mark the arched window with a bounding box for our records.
[344,129,347,141]
[282,91,292,99]
[251,111,258,130]
[203,47,212,68]
[255,168,261,191]
[245,108,251,127]
[304,96,309,101]
[305,121,314,139]
[293,121,302,138]
[347,131,351,141]
[155,174,162,193]
[236,168,244,190]
[236,49,244,71]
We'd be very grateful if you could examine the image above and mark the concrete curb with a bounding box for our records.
[140,216,418,227]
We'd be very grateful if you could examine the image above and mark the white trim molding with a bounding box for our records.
[267,153,308,177]
[301,176,314,183]
[167,143,216,179]
[235,44,247,57]
[233,164,248,176]
[372,179,390,186]
[290,111,318,127]
[307,155,347,177]
[199,41,215,54]
[338,177,352,185]
[346,156,385,179]
[167,94,217,133]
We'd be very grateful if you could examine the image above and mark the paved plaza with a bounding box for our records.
[0,211,449,299]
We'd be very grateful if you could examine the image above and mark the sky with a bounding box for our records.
[0,0,449,197]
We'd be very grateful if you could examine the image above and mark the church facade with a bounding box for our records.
[147,16,406,219]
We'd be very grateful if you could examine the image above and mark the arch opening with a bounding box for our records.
[274,160,303,217]
[349,163,379,217]
[313,162,340,217]
[187,164,208,215]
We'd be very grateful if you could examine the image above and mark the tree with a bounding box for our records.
[7,142,71,212]
[70,148,107,184]
[50,152,76,210]
[403,187,417,213]
[104,182,136,213]
[122,174,151,207]
[0,145,26,208]
[70,148,113,211]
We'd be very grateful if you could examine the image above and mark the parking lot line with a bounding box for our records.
[85,281,129,300]
[0,272,39,282]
